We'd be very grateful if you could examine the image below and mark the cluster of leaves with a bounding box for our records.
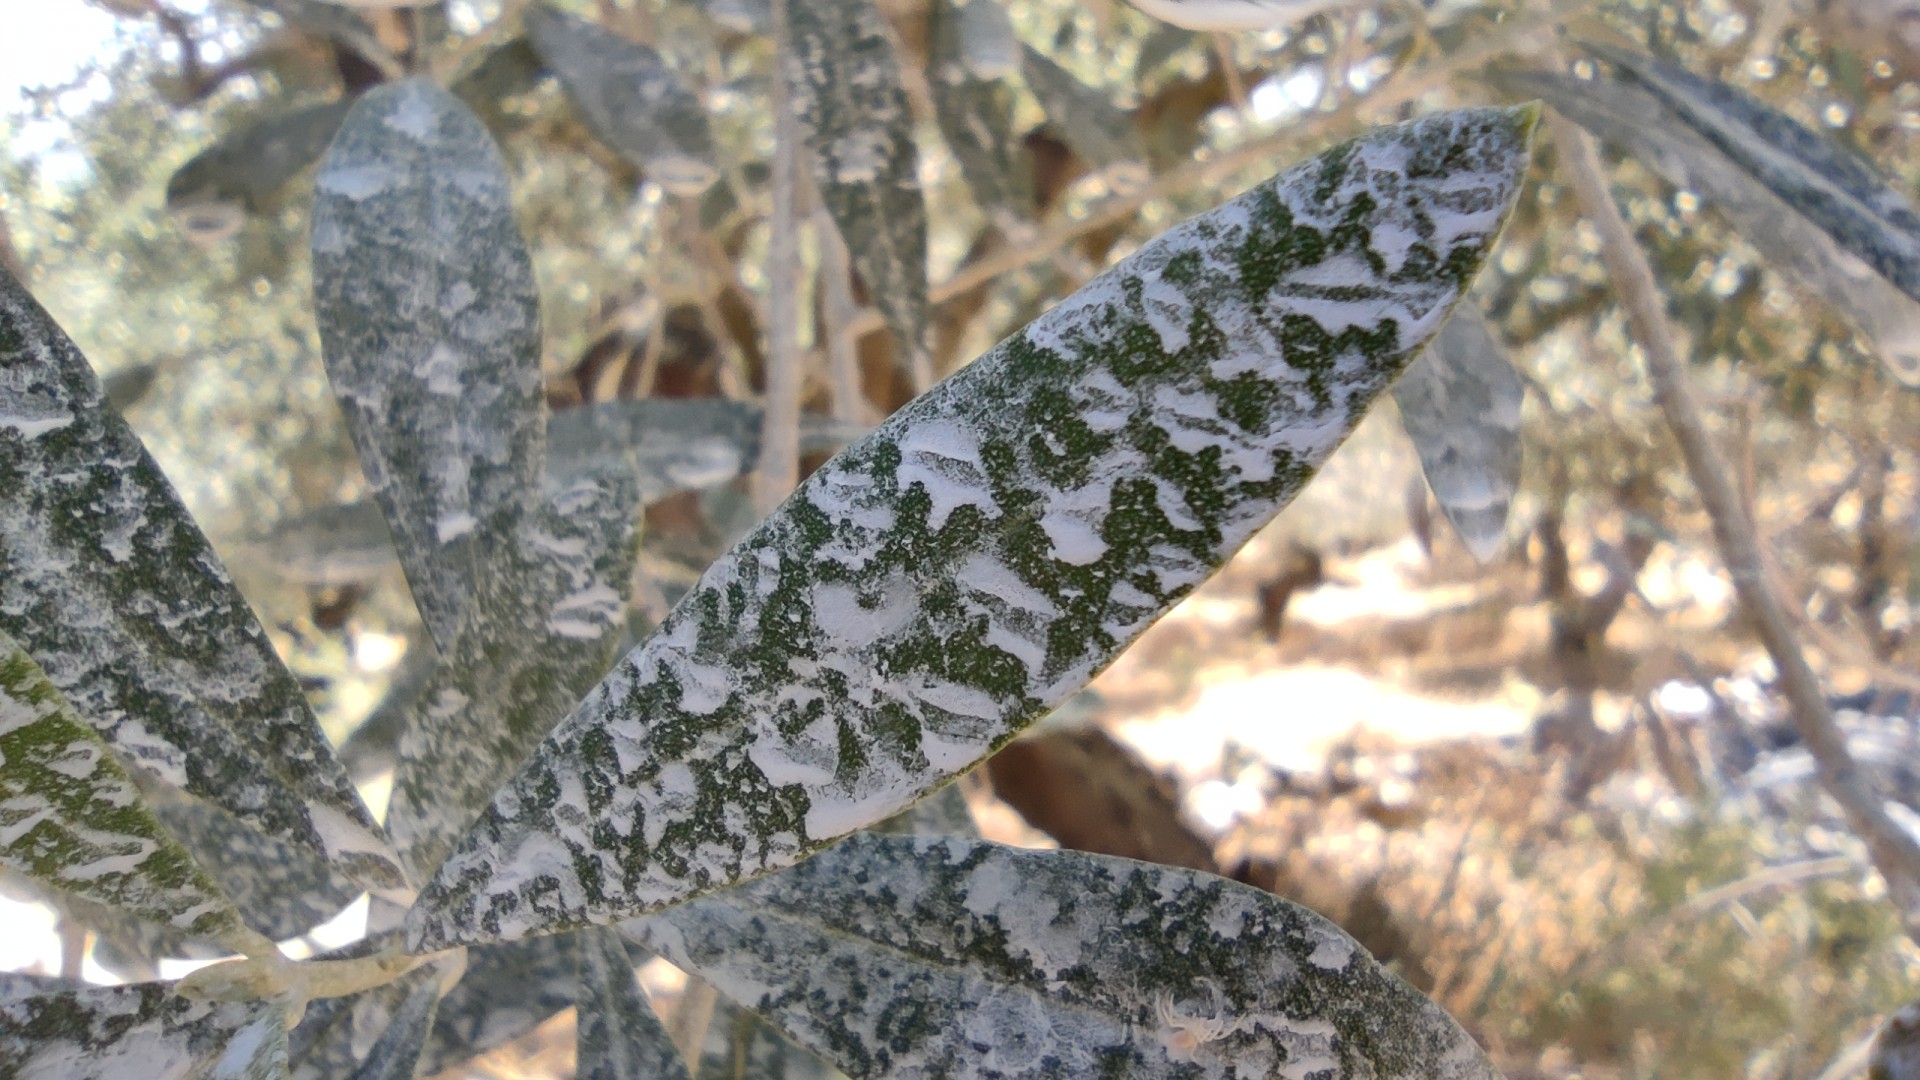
[0,1,1547,1076]
[8,0,1920,1076]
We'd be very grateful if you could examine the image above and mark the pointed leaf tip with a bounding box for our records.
[407,106,1536,951]
[632,835,1502,1079]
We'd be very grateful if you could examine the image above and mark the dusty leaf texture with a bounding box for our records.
[241,400,854,590]
[1391,304,1524,562]
[311,78,547,654]
[0,973,284,1080]
[1583,40,1920,306]
[0,263,399,890]
[413,931,600,1074]
[785,0,933,376]
[0,634,244,942]
[630,835,1502,1079]
[408,105,1537,951]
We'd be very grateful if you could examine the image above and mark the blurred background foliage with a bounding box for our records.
[9,0,1920,1076]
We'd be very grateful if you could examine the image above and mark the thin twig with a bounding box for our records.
[1549,112,1920,941]
[1564,855,1858,988]
[815,206,872,425]
[755,0,803,516]
[674,199,761,400]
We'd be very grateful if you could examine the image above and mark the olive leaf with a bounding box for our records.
[341,970,443,1080]
[235,0,404,78]
[699,996,844,1080]
[416,933,583,1074]
[0,635,247,944]
[706,0,772,36]
[312,78,547,655]
[1582,41,1920,306]
[629,835,1501,1079]
[929,0,1033,223]
[869,780,979,838]
[523,3,719,195]
[0,264,400,891]
[955,0,1020,81]
[407,105,1537,951]
[0,975,284,1080]
[384,474,641,882]
[165,99,354,243]
[241,401,858,591]
[237,499,399,589]
[1392,306,1525,561]
[288,971,411,1080]
[1503,65,1920,385]
[786,0,934,382]
[450,36,549,135]
[148,792,360,943]
[576,926,692,1080]
[0,869,210,983]
[546,400,863,503]
[1019,44,1148,187]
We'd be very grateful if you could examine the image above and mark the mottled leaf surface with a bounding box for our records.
[1508,66,1920,385]
[336,630,437,783]
[408,106,1536,950]
[785,0,933,379]
[311,79,546,653]
[631,835,1500,1079]
[0,264,398,890]
[0,977,281,1080]
[524,4,718,194]
[576,926,692,1080]
[929,0,1032,223]
[0,637,243,941]
[1019,45,1148,186]
[234,401,850,593]
[1583,41,1920,305]
[385,475,641,881]
[1391,307,1523,561]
